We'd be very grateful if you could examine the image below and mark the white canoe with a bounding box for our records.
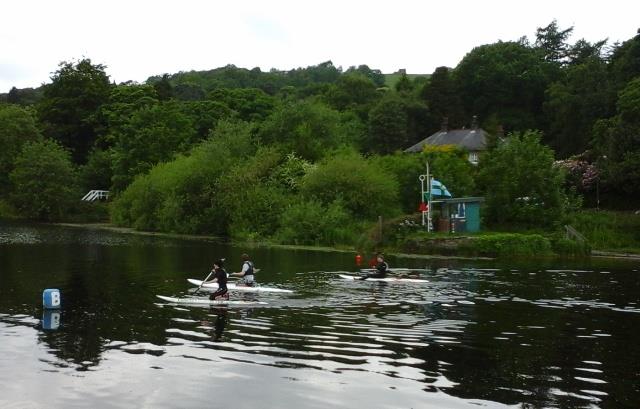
[156,295,267,306]
[339,274,429,283]
[187,279,293,293]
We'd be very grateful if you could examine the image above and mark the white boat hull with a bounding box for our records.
[156,295,267,306]
[187,279,293,293]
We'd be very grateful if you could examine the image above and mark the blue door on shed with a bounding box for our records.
[466,202,481,232]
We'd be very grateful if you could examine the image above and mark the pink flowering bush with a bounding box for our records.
[554,159,599,191]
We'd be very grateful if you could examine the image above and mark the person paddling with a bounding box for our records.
[360,253,388,280]
[206,259,229,300]
[230,253,255,286]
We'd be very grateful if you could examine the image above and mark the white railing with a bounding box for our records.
[82,190,110,202]
[564,225,587,242]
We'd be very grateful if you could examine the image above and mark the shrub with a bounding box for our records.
[111,121,256,234]
[477,130,568,228]
[469,233,552,257]
[274,199,355,246]
[301,149,401,220]
[9,139,78,221]
[0,104,42,194]
[257,99,362,160]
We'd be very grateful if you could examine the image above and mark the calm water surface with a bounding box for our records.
[1,221,639,408]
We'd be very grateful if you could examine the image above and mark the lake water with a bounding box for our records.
[1,221,639,408]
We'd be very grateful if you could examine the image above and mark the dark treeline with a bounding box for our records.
[1,21,639,245]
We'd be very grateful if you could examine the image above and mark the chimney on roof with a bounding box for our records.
[441,117,448,132]
[471,115,479,130]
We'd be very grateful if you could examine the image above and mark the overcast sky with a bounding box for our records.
[1,0,638,92]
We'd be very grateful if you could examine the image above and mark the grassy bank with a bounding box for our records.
[380,210,640,258]
[391,231,589,258]
[571,210,640,253]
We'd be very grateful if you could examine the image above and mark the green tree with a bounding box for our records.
[543,56,616,157]
[9,139,77,220]
[111,120,256,234]
[534,20,574,63]
[323,73,379,118]
[395,73,414,93]
[454,41,557,132]
[421,66,465,129]
[111,101,196,191]
[423,146,477,197]
[218,147,289,240]
[609,29,640,90]
[94,83,160,148]
[567,38,607,65]
[173,82,206,101]
[301,149,401,219]
[257,100,362,160]
[372,153,424,213]
[345,65,386,87]
[592,77,640,200]
[0,104,42,193]
[180,100,234,139]
[37,59,112,163]
[207,88,275,121]
[367,93,409,154]
[79,148,114,191]
[275,199,354,245]
[152,74,174,101]
[477,130,568,227]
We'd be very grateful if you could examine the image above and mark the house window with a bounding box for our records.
[469,151,479,164]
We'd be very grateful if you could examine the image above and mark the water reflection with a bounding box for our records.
[1,221,639,408]
[41,310,61,330]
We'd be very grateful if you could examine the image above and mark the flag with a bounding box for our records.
[424,179,452,199]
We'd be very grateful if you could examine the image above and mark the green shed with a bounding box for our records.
[432,197,484,233]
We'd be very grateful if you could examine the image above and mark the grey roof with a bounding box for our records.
[404,128,488,153]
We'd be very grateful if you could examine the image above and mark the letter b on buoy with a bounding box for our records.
[43,289,61,309]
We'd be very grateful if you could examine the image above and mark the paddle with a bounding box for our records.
[194,270,214,295]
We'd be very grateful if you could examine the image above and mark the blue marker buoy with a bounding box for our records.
[43,289,61,309]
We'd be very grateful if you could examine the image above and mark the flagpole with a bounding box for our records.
[426,162,431,232]
[419,175,425,226]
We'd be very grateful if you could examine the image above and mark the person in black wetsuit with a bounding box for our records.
[230,253,255,286]
[207,259,229,300]
[360,254,388,280]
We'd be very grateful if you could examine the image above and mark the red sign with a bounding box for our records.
[419,202,428,212]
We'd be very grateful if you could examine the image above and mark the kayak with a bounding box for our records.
[339,274,429,283]
[156,295,267,306]
[187,279,293,294]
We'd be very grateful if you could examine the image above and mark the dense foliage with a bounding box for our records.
[9,139,77,220]
[1,22,640,247]
[478,131,569,228]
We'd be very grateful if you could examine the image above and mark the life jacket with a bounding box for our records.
[243,261,254,276]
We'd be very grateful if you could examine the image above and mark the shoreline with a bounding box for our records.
[51,222,495,261]
[35,222,640,261]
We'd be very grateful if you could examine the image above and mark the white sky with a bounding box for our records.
[1,0,638,92]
